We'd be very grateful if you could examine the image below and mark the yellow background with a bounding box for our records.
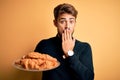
[0,0,120,80]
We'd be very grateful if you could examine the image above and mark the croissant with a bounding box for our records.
[15,52,58,70]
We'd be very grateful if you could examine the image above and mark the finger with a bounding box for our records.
[69,30,72,40]
[66,29,69,40]
[64,29,67,40]
[62,31,64,42]
[72,37,76,43]
[66,28,72,40]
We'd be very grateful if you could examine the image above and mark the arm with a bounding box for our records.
[62,29,94,80]
[34,40,45,53]
[66,43,94,80]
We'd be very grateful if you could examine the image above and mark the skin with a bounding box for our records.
[54,13,76,57]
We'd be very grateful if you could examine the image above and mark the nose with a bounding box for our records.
[65,21,70,29]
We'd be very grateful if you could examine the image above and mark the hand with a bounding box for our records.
[62,29,75,57]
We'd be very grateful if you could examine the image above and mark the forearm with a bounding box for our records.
[66,54,94,80]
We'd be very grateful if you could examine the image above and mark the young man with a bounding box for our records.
[34,3,94,80]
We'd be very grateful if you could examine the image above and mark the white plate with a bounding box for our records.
[13,60,60,72]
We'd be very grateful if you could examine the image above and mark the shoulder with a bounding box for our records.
[76,39,91,47]
[74,40,92,56]
[75,39,92,51]
[37,37,55,45]
[34,37,55,51]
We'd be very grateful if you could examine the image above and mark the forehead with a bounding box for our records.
[58,13,75,20]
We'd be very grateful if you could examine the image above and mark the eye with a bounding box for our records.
[60,20,65,24]
[70,20,74,24]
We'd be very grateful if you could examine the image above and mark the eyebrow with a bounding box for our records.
[59,18,75,20]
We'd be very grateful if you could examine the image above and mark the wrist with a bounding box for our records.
[68,50,74,56]
[63,50,74,59]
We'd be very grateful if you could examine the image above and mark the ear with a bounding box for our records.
[53,20,57,27]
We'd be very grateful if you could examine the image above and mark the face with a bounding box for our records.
[54,13,76,37]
